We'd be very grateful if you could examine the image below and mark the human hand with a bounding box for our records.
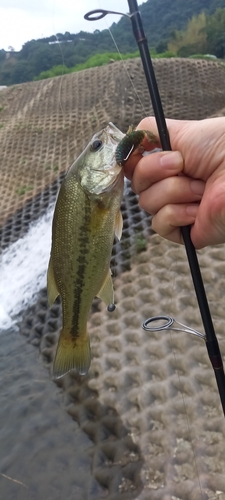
[124,117,225,249]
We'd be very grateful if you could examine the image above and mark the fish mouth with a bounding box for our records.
[107,122,125,142]
[108,122,122,133]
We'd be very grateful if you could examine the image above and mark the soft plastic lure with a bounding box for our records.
[115,126,158,166]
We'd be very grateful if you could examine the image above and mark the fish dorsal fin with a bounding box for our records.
[115,210,123,241]
[47,255,59,307]
[97,269,114,306]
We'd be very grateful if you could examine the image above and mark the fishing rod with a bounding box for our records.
[84,1,225,415]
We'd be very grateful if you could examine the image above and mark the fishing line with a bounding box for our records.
[51,0,66,116]
[96,8,153,295]
[84,4,209,497]
[95,0,148,118]
[107,27,148,118]
[85,1,225,413]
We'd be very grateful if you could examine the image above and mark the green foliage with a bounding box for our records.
[167,6,225,57]
[72,51,139,70]
[168,12,207,56]
[134,234,147,253]
[112,0,224,50]
[34,50,177,82]
[0,50,5,62]
[34,65,71,80]
[16,185,33,196]
[0,0,225,85]
[189,53,218,59]
[34,52,140,81]
[155,40,168,54]
[152,51,176,59]
[205,7,225,57]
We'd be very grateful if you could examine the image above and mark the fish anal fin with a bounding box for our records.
[53,331,91,379]
[115,210,123,240]
[97,269,114,306]
[47,255,59,307]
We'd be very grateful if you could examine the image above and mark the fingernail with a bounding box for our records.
[190,180,205,195]
[186,205,198,217]
[160,151,183,169]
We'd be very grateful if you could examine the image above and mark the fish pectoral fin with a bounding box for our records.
[115,210,123,240]
[97,269,114,306]
[53,330,91,379]
[47,255,59,307]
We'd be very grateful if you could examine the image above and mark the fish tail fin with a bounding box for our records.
[53,330,91,379]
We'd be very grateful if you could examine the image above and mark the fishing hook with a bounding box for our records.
[84,1,225,416]
[142,315,205,340]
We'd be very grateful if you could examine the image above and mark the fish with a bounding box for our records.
[47,122,125,379]
[115,126,158,166]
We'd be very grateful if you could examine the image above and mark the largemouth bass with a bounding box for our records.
[47,122,125,378]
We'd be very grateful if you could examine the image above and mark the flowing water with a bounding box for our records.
[0,206,110,499]
[1,190,225,499]
[0,207,54,330]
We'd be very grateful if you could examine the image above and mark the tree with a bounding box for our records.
[19,40,38,59]
[1,0,225,85]
[11,61,33,83]
[205,8,225,56]
[0,50,6,62]
[168,12,207,55]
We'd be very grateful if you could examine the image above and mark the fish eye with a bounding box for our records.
[90,139,103,152]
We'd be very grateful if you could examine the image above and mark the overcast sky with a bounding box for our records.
[0,0,143,51]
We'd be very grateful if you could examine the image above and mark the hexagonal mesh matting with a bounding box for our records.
[1,58,225,499]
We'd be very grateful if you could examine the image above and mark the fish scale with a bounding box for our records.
[47,123,125,378]
[47,122,158,378]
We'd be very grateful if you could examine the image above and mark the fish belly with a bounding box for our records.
[49,178,121,377]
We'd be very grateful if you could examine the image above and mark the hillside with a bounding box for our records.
[1,57,225,232]
[1,59,225,500]
[0,0,225,85]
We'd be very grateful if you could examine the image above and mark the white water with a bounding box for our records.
[0,178,140,331]
[0,206,54,330]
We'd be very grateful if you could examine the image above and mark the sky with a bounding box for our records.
[0,0,143,52]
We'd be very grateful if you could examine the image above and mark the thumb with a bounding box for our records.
[136,117,190,151]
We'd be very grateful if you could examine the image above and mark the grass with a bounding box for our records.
[16,185,33,196]
[189,53,218,60]
[33,48,220,83]
[134,234,147,253]
[34,50,176,81]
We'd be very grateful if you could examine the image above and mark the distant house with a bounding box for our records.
[49,40,73,45]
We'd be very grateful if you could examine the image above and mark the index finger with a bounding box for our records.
[123,118,161,180]
[123,117,188,180]
[136,116,188,145]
